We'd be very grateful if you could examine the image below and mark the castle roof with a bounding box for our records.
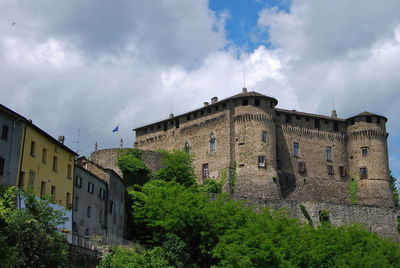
[346,111,387,122]
[275,108,346,121]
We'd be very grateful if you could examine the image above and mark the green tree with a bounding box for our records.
[154,149,196,187]
[117,149,150,186]
[390,171,399,206]
[0,187,68,268]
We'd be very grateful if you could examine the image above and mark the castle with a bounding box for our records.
[134,88,394,208]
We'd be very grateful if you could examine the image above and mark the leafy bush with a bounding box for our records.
[300,203,313,226]
[348,175,358,204]
[229,162,237,194]
[154,149,196,187]
[319,210,329,223]
[118,155,149,176]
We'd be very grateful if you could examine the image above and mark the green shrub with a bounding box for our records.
[299,203,313,226]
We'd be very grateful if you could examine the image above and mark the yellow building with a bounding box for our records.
[18,121,78,208]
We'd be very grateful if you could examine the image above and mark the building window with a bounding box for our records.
[175,119,180,128]
[51,186,56,197]
[333,122,339,131]
[54,145,58,153]
[85,228,89,236]
[1,125,8,140]
[327,165,334,175]
[66,192,71,207]
[255,99,260,106]
[40,181,46,198]
[30,141,36,157]
[261,131,267,142]
[186,115,190,121]
[361,147,368,157]
[202,163,209,178]
[88,182,94,194]
[315,119,320,129]
[19,172,25,187]
[163,123,167,131]
[297,161,306,173]
[366,116,372,123]
[258,156,265,168]
[193,112,197,118]
[42,148,47,163]
[74,196,79,211]
[339,166,347,177]
[87,206,91,217]
[326,146,332,161]
[242,99,248,106]
[67,164,72,178]
[100,188,105,200]
[52,156,57,171]
[109,201,113,214]
[184,141,190,152]
[75,175,82,188]
[0,157,4,176]
[210,133,216,152]
[28,170,35,186]
[285,114,291,123]
[293,142,299,157]
[214,105,219,111]
[360,167,368,179]
[377,117,381,124]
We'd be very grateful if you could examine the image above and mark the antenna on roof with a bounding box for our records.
[244,72,246,88]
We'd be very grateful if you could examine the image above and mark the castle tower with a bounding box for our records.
[231,91,281,199]
[346,112,394,207]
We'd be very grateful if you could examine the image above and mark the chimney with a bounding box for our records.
[211,97,218,104]
[120,138,123,148]
[58,136,65,144]
[331,110,337,118]
[169,113,174,118]
[242,87,247,93]
[94,142,98,151]
[204,102,209,107]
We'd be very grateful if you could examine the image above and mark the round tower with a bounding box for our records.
[346,112,393,207]
[231,89,280,199]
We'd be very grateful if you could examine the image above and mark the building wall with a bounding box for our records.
[73,166,107,239]
[19,125,75,208]
[0,109,24,186]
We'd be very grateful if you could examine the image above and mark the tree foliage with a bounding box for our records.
[126,180,400,267]
[0,186,68,268]
[390,171,399,206]
[154,149,196,187]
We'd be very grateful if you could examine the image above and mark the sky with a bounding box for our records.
[1,0,400,178]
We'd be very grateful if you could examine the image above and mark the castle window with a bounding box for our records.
[296,115,301,120]
[144,128,147,133]
[186,115,190,121]
[163,123,167,131]
[326,146,332,161]
[285,114,291,123]
[150,126,153,131]
[361,147,368,157]
[157,124,161,130]
[1,125,8,140]
[175,119,179,128]
[315,119,320,129]
[261,131,267,142]
[366,116,372,123]
[215,105,219,111]
[202,163,209,178]
[242,99,248,106]
[377,117,381,124]
[350,119,354,125]
[194,112,197,118]
[360,167,368,179]
[306,117,310,122]
[210,133,216,152]
[200,110,204,115]
[184,141,190,152]
[169,120,173,125]
[207,108,211,113]
[327,165,334,175]
[258,156,265,168]
[255,99,260,106]
[293,142,299,157]
[325,120,329,124]
[339,166,347,177]
[297,161,305,173]
[222,102,226,108]
[333,122,339,131]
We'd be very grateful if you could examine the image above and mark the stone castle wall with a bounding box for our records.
[235,196,400,241]
[134,90,394,207]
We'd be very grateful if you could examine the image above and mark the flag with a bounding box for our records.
[112,125,119,132]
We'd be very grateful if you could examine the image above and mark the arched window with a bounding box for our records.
[184,141,190,152]
[210,133,216,152]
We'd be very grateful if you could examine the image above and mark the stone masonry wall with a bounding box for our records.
[236,196,400,241]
